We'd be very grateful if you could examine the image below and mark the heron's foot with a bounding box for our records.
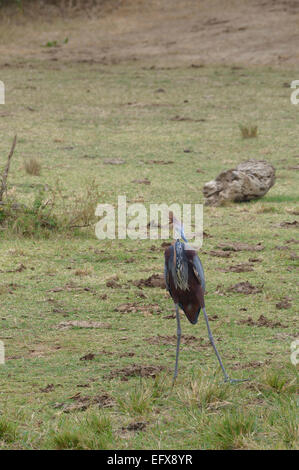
[223,377,249,385]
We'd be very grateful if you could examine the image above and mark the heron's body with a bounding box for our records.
[164,238,244,384]
[164,242,205,325]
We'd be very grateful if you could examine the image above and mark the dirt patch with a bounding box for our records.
[115,302,162,315]
[170,115,206,122]
[120,352,135,358]
[217,263,254,273]
[238,315,287,328]
[106,275,122,288]
[228,281,263,294]
[48,283,95,294]
[215,284,227,296]
[2,0,299,67]
[103,159,125,165]
[133,274,165,289]
[106,279,122,288]
[149,245,161,252]
[28,343,62,358]
[0,283,21,295]
[143,160,174,165]
[80,353,96,361]
[106,364,165,381]
[122,421,148,432]
[40,383,55,393]
[217,242,264,252]
[276,299,292,309]
[0,263,26,273]
[277,220,299,228]
[231,359,271,370]
[208,250,232,258]
[131,178,151,185]
[286,209,299,215]
[145,334,208,347]
[209,314,219,321]
[55,321,112,330]
[54,392,115,413]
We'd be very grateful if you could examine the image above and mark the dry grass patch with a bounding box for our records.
[239,124,258,138]
[24,157,41,176]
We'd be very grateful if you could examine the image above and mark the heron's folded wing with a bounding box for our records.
[164,261,170,294]
[192,254,206,292]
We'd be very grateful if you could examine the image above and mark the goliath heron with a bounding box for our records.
[164,220,245,384]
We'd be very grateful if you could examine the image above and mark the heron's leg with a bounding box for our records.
[203,307,230,382]
[173,304,181,385]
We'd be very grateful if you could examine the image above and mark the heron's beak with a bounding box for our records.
[181,230,188,244]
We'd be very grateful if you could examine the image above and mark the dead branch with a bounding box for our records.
[0,135,17,203]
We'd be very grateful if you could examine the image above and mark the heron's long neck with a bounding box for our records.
[174,249,189,291]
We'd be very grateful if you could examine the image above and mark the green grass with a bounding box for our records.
[48,412,114,450]
[0,418,18,444]
[201,408,257,449]
[118,382,154,417]
[0,59,298,449]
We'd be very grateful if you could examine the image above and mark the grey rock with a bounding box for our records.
[203,160,276,206]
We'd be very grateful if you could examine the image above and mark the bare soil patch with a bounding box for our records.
[1,0,299,67]
[145,334,209,348]
[231,359,271,370]
[54,392,115,413]
[217,263,254,273]
[122,421,148,432]
[276,299,292,309]
[208,250,232,258]
[238,315,288,328]
[106,364,165,381]
[217,242,264,252]
[55,320,112,330]
[228,281,263,294]
[277,220,299,228]
[115,302,162,315]
[133,274,165,289]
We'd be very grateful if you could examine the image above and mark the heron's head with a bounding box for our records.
[169,212,188,243]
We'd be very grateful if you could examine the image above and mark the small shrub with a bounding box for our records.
[62,178,101,228]
[52,429,83,450]
[0,179,101,237]
[178,376,229,410]
[203,409,257,449]
[118,382,153,416]
[50,412,114,450]
[74,267,93,276]
[281,418,298,449]
[261,369,296,395]
[269,397,298,449]
[0,418,18,443]
[239,124,258,138]
[151,374,170,400]
[24,157,41,176]
[7,190,58,237]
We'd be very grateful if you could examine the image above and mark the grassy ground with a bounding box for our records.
[0,60,298,449]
